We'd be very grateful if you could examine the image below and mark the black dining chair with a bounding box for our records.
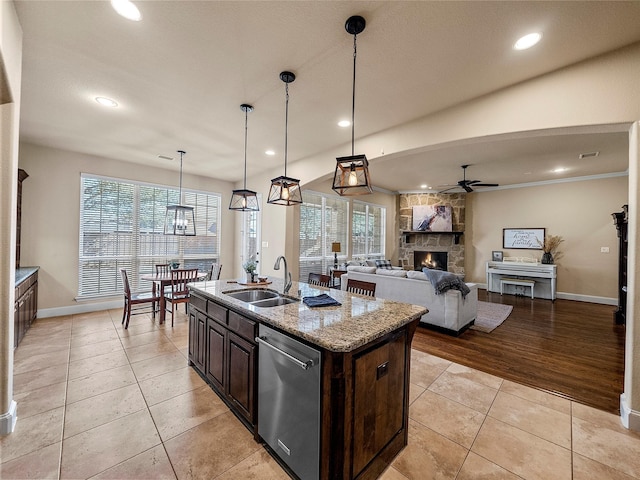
[164,268,199,326]
[209,263,223,281]
[120,268,159,329]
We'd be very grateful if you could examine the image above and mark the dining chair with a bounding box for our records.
[308,272,331,288]
[120,268,159,329]
[155,264,171,275]
[164,268,199,326]
[346,278,377,297]
[209,263,223,281]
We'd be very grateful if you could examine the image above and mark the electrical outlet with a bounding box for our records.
[262,241,269,248]
[601,246,610,253]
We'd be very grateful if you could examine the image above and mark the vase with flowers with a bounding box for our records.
[243,260,257,283]
[538,235,564,264]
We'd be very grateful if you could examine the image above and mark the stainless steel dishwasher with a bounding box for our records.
[256,324,321,480]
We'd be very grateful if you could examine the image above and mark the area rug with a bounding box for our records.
[470,301,513,333]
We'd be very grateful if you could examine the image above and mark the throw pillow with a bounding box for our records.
[375,259,393,269]
[376,268,407,277]
[346,265,377,274]
[406,270,428,281]
[422,268,471,298]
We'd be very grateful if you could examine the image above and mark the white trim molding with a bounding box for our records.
[37,299,122,319]
[620,393,640,431]
[0,400,17,435]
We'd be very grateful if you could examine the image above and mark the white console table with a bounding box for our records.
[486,261,557,300]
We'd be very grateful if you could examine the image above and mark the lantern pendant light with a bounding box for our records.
[229,104,260,211]
[267,71,303,206]
[332,15,372,196]
[164,150,196,235]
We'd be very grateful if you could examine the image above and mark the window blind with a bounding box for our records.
[298,191,349,282]
[78,174,221,299]
[352,201,385,261]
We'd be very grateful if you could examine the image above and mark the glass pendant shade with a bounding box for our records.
[164,204,196,236]
[164,150,196,235]
[332,15,373,196]
[332,154,372,195]
[230,104,259,212]
[267,175,302,206]
[229,188,260,211]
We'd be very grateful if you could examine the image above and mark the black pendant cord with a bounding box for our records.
[351,33,357,157]
[284,82,289,178]
[178,150,185,201]
[243,108,248,190]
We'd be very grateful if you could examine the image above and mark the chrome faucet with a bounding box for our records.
[274,255,292,294]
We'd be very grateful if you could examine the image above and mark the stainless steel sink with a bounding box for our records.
[251,297,298,308]
[225,289,279,302]
[224,289,298,308]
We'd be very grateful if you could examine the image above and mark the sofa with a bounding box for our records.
[340,266,478,335]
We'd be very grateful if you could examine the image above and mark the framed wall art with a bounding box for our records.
[503,228,545,249]
[412,205,452,232]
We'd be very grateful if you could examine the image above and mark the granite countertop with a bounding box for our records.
[15,267,39,286]
[189,278,428,353]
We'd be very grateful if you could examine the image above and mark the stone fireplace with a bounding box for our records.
[414,251,448,271]
[398,192,466,277]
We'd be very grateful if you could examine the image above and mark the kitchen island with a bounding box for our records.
[187,278,427,480]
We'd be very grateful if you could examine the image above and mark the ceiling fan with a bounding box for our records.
[439,164,499,193]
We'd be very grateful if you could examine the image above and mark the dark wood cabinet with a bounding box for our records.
[14,269,38,348]
[612,205,628,325]
[188,292,258,430]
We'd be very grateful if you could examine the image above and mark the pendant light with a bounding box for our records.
[332,15,372,196]
[229,104,260,211]
[164,150,196,236]
[267,71,303,206]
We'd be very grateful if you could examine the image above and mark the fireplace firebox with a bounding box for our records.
[414,251,448,271]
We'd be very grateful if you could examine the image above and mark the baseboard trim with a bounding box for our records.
[0,400,17,435]
[478,284,616,305]
[620,394,640,431]
[38,300,122,318]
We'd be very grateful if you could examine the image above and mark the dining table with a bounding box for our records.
[140,270,208,325]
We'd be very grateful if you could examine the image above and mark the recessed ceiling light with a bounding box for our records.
[579,151,600,159]
[514,32,542,50]
[338,120,351,128]
[265,150,275,156]
[420,184,428,189]
[111,0,141,21]
[95,96,118,107]
[552,167,567,173]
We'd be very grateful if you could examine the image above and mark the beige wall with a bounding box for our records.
[466,175,628,300]
[18,143,236,312]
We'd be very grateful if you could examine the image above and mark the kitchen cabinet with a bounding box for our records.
[188,280,425,480]
[14,268,38,348]
[188,292,258,431]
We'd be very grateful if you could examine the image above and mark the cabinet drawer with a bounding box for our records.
[208,302,228,325]
[228,311,256,342]
[190,294,207,313]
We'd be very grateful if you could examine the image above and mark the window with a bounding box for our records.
[299,191,349,282]
[352,201,385,262]
[78,174,221,299]
[241,206,261,274]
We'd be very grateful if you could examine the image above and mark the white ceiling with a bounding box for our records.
[13,1,640,192]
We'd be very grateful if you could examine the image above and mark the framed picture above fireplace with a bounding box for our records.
[503,228,545,249]
[412,205,452,232]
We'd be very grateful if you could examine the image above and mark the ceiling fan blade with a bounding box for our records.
[473,183,499,187]
[463,185,474,192]
[438,186,460,194]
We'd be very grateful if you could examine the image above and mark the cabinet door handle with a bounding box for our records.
[255,336,313,370]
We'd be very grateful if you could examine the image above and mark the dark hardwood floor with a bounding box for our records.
[412,289,626,414]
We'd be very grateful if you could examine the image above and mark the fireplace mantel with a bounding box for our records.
[402,231,464,245]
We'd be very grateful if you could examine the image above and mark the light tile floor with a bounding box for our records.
[2,309,640,479]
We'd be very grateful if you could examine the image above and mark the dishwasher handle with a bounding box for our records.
[255,336,314,370]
